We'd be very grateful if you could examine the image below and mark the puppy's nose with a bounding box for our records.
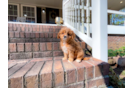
[64,36,67,38]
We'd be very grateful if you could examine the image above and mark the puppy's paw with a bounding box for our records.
[76,59,81,63]
[62,57,67,60]
[68,58,73,62]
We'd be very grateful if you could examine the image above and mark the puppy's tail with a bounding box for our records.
[83,57,92,60]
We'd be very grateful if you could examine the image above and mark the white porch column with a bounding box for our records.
[92,0,108,62]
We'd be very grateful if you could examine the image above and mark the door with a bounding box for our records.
[46,8,59,24]
[37,7,42,23]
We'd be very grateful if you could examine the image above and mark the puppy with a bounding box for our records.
[57,27,91,62]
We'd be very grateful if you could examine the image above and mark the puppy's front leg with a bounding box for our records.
[62,53,68,60]
[68,51,74,62]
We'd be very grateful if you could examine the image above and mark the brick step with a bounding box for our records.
[8,32,83,43]
[9,38,60,43]
[8,42,86,60]
[8,57,110,88]
[8,23,63,32]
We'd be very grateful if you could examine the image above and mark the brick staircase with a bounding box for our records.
[8,23,110,88]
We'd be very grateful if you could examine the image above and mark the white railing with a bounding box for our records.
[63,0,125,62]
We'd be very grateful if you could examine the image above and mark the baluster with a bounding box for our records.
[75,0,77,29]
[81,0,84,33]
[86,0,90,36]
[78,0,80,31]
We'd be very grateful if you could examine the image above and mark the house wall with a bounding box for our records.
[108,35,125,50]
[8,3,62,23]
[87,35,125,50]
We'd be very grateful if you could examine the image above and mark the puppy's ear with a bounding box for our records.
[57,32,60,39]
[69,30,75,39]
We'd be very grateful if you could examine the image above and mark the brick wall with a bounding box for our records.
[87,35,125,50]
[108,35,125,50]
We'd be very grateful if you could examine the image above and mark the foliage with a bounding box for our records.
[108,47,125,57]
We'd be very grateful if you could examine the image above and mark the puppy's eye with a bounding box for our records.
[68,33,70,36]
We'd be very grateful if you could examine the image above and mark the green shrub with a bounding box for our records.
[108,47,125,57]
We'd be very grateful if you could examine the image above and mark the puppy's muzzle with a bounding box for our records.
[64,36,67,38]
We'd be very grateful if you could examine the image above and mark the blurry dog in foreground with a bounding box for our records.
[57,27,91,62]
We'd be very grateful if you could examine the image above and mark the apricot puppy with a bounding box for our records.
[57,27,90,62]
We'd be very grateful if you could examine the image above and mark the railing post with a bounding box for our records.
[81,0,84,33]
[78,0,80,31]
[92,0,108,62]
[86,0,90,37]
[75,0,77,29]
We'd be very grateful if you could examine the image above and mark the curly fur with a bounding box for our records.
[57,27,90,62]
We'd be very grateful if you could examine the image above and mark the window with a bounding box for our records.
[22,5,36,23]
[8,4,18,22]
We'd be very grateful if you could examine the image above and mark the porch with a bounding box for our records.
[8,0,125,87]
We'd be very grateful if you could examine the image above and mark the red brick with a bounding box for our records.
[40,43,46,51]
[8,23,12,27]
[9,43,16,52]
[30,57,52,62]
[32,38,40,42]
[86,77,109,88]
[87,59,103,77]
[53,42,59,50]
[17,43,24,52]
[86,79,96,88]
[64,81,84,88]
[30,33,35,38]
[32,27,36,32]
[9,53,32,60]
[35,33,39,38]
[11,38,25,43]
[72,61,85,82]
[36,27,40,32]
[20,32,24,38]
[25,32,31,38]
[54,56,63,60]
[40,33,45,38]
[14,32,20,38]
[8,59,30,64]
[40,28,43,32]
[53,51,63,56]
[25,62,44,88]
[46,43,52,50]
[8,27,12,31]
[33,51,53,58]
[8,63,17,69]
[13,27,17,31]
[59,44,62,50]
[49,33,53,38]
[81,61,94,80]
[53,60,64,87]
[9,32,14,38]
[33,43,39,52]
[49,28,53,32]
[21,27,25,32]
[63,60,76,84]
[9,62,35,88]
[40,38,46,42]
[46,38,53,42]
[40,61,53,88]
[8,63,26,77]
[45,33,48,38]
[25,27,29,32]
[53,33,57,38]
[29,27,32,32]
[25,43,32,52]
[53,28,56,32]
